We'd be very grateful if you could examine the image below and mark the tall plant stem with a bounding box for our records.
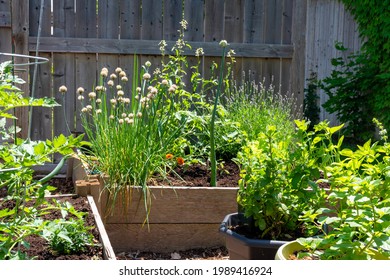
[210,44,227,187]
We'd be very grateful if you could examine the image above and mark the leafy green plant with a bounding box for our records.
[298,119,390,259]
[42,201,94,255]
[0,61,85,259]
[236,119,348,241]
[303,72,320,130]
[236,122,323,240]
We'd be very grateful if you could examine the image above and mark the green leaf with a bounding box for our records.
[53,134,67,148]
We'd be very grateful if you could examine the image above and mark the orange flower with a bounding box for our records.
[165,153,174,160]
[176,157,185,165]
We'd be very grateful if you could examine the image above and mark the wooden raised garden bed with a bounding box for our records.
[72,158,239,253]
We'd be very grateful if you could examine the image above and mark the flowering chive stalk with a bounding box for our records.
[210,40,229,187]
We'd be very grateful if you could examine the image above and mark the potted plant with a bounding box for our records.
[220,120,343,259]
[283,119,390,260]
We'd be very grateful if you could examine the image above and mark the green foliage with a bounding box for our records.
[42,203,94,255]
[0,61,86,259]
[223,79,298,143]
[303,73,320,130]
[299,119,390,259]
[0,61,59,121]
[320,1,390,142]
[236,120,350,240]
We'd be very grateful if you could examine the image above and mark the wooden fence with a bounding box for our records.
[0,0,362,168]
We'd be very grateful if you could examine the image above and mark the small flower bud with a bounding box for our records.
[219,40,228,47]
[107,80,114,87]
[101,68,109,77]
[145,61,151,67]
[143,73,151,80]
[88,92,96,99]
[77,87,85,95]
[59,85,67,94]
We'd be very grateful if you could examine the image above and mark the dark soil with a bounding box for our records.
[149,160,241,187]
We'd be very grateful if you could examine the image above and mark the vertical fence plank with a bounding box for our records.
[291,0,307,116]
[163,0,182,41]
[203,0,225,90]
[52,0,76,147]
[98,0,119,39]
[11,0,29,139]
[242,0,265,85]
[0,0,12,56]
[120,0,141,39]
[75,0,97,38]
[184,0,204,42]
[141,0,163,40]
[30,0,52,141]
[74,0,97,133]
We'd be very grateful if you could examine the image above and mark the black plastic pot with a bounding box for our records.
[219,212,287,260]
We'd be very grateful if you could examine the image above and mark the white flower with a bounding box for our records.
[78,95,84,101]
[136,87,141,93]
[145,61,151,67]
[88,92,96,99]
[128,113,134,118]
[96,109,102,114]
[119,71,126,78]
[117,90,124,97]
[101,67,109,77]
[110,73,117,80]
[137,112,142,118]
[219,40,228,47]
[109,115,115,120]
[124,98,130,104]
[110,98,117,105]
[95,86,103,91]
[59,85,67,94]
[86,105,92,111]
[77,87,85,95]
[195,48,204,57]
[96,98,102,104]
[143,73,151,80]
[81,107,88,113]
[122,113,127,118]
[161,79,168,86]
[107,80,114,87]
[118,119,124,124]
[168,84,177,93]
[115,67,123,73]
[121,76,128,82]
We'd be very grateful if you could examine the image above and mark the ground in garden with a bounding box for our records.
[0,195,103,260]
